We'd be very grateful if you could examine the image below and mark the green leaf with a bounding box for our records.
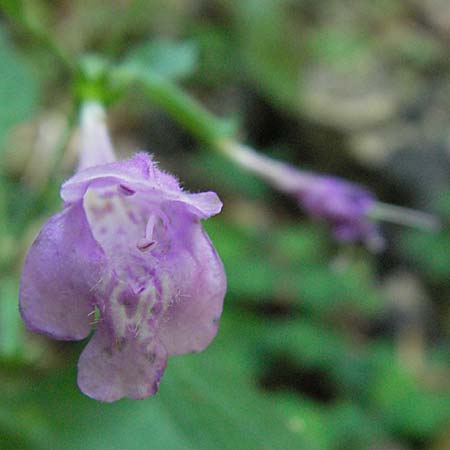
[295,260,382,317]
[0,26,39,154]
[268,393,332,450]
[0,0,24,21]
[400,230,450,284]
[398,190,450,284]
[204,220,281,301]
[305,27,372,70]
[1,311,307,450]
[326,402,387,450]
[190,151,269,199]
[271,225,328,267]
[122,39,199,81]
[0,277,22,358]
[260,319,381,402]
[230,0,303,111]
[191,25,237,86]
[370,357,450,439]
[261,319,349,369]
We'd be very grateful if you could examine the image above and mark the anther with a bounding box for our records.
[118,184,136,196]
[136,238,156,252]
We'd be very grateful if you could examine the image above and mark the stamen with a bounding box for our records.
[136,238,156,252]
[145,215,157,238]
[118,184,136,196]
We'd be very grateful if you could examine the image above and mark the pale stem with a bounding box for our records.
[78,101,116,171]
[370,202,441,231]
[217,139,314,194]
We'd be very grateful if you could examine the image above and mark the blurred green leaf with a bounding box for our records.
[269,393,332,450]
[296,259,382,317]
[226,0,304,111]
[370,358,450,439]
[261,318,350,370]
[1,311,307,450]
[207,218,382,317]
[326,402,387,450]
[260,318,382,402]
[0,277,22,358]
[191,25,237,86]
[305,27,372,69]
[271,225,328,267]
[122,39,199,81]
[192,151,269,199]
[400,230,450,284]
[0,0,24,21]
[0,26,39,154]
[0,174,8,231]
[204,220,279,300]
[399,191,450,284]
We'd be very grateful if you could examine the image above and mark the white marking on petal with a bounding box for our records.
[109,284,129,337]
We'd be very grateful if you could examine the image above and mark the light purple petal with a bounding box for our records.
[157,206,226,355]
[62,153,222,219]
[77,322,167,402]
[82,186,225,355]
[82,186,170,295]
[62,153,180,203]
[19,203,104,340]
[177,191,223,218]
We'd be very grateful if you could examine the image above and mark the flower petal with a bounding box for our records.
[77,322,167,402]
[62,153,222,219]
[176,191,223,218]
[61,153,180,203]
[157,208,226,355]
[82,187,158,293]
[19,203,104,340]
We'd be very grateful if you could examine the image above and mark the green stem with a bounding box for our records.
[28,21,75,73]
[112,68,237,146]
[104,0,149,58]
[0,2,75,74]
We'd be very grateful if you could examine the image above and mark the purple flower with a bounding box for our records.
[297,175,382,249]
[19,103,226,402]
[220,141,383,250]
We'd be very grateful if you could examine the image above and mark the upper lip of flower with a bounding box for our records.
[61,153,223,219]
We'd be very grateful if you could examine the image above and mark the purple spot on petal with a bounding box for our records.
[151,303,162,315]
[118,291,139,318]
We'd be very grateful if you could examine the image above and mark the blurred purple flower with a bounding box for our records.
[19,103,226,402]
[220,141,384,250]
[297,175,382,248]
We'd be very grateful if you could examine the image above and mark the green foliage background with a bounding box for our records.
[0,1,449,449]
